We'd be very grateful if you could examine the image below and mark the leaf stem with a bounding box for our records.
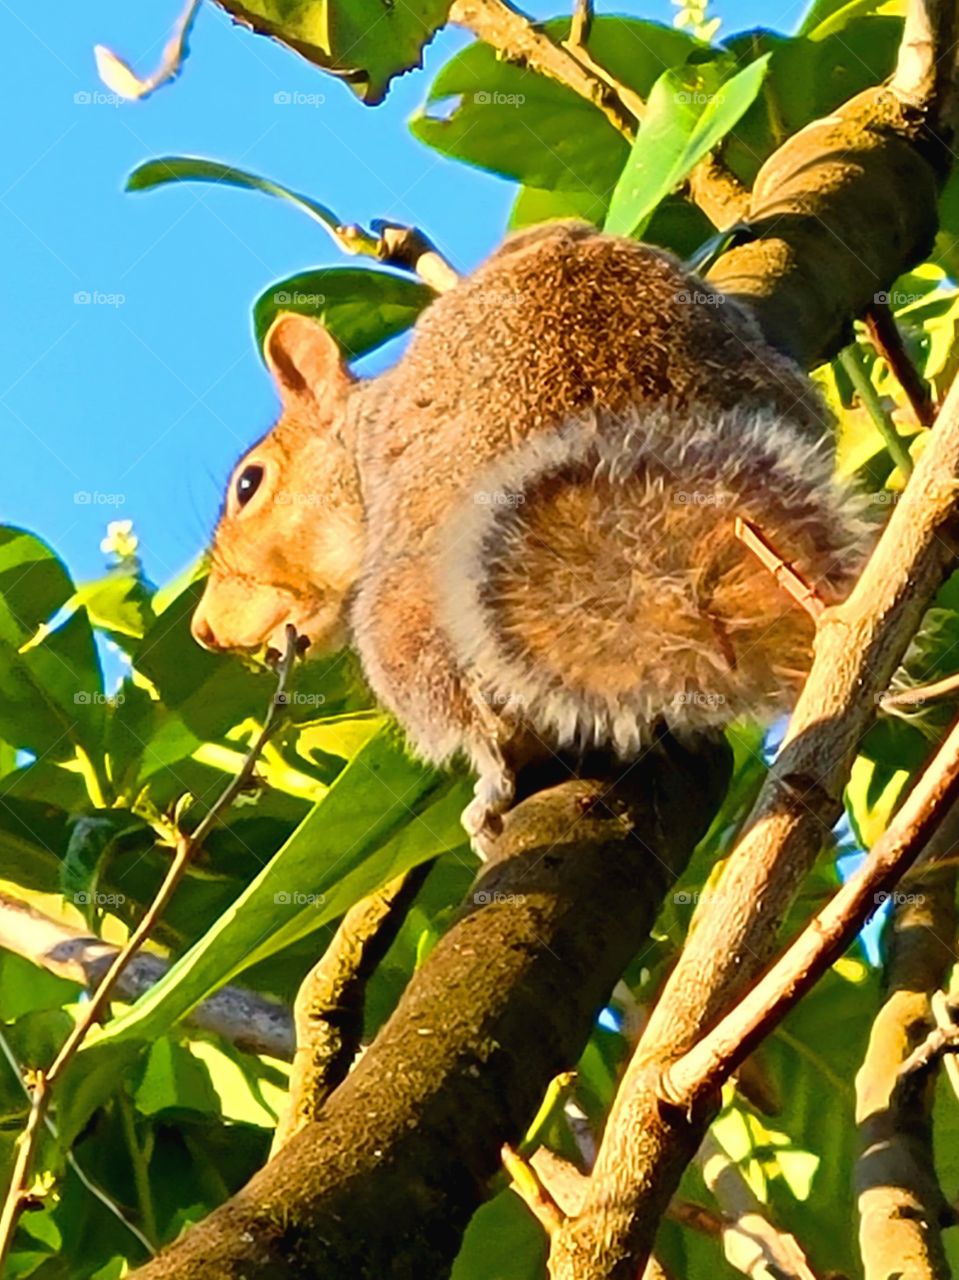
[839,343,915,478]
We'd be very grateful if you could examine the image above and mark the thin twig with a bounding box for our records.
[839,344,916,478]
[879,669,959,710]
[658,712,959,1110]
[370,221,460,294]
[568,0,592,49]
[0,1025,154,1256]
[931,989,959,1100]
[698,1131,821,1280]
[0,627,299,1273]
[734,518,826,620]
[897,1020,959,1084]
[864,302,936,429]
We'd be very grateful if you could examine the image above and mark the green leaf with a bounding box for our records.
[127,157,346,242]
[253,267,432,361]
[73,572,155,644]
[134,1038,219,1117]
[798,0,902,40]
[62,729,470,1136]
[412,18,697,195]
[0,529,105,766]
[212,0,452,104]
[452,1188,547,1279]
[61,812,151,926]
[604,56,770,238]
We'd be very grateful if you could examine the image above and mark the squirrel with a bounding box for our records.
[191,221,871,838]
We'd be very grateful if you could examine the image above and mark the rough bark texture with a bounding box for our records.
[271,864,431,1152]
[707,86,947,367]
[856,816,959,1280]
[132,739,731,1278]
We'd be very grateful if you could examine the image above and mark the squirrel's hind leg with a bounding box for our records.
[462,752,515,850]
[460,706,519,855]
[351,557,518,850]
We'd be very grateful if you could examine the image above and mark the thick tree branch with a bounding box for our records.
[0,890,293,1060]
[856,851,957,1280]
[131,741,732,1278]
[706,85,950,365]
[891,0,959,117]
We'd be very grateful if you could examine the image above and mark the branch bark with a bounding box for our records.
[130,741,732,1278]
[270,864,431,1153]
[856,850,957,1280]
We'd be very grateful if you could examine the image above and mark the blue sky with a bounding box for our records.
[1,0,806,591]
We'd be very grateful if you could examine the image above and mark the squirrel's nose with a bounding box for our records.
[191,612,221,651]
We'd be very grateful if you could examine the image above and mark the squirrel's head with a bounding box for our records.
[191,313,364,659]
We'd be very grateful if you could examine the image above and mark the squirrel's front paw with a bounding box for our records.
[462,762,515,854]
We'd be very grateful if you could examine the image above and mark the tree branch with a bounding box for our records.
[0,890,293,1060]
[698,1132,821,1280]
[130,740,732,1278]
[658,716,959,1109]
[448,0,642,136]
[270,864,431,1153]
[856,849,957,1279]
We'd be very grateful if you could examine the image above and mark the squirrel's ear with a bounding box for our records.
[263,313,351,404]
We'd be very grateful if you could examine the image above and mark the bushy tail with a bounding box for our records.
[437,404,873,753]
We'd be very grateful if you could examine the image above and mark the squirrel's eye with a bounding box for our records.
[235,464,264,508]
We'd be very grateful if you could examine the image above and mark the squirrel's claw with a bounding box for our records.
[462,758,515,856]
